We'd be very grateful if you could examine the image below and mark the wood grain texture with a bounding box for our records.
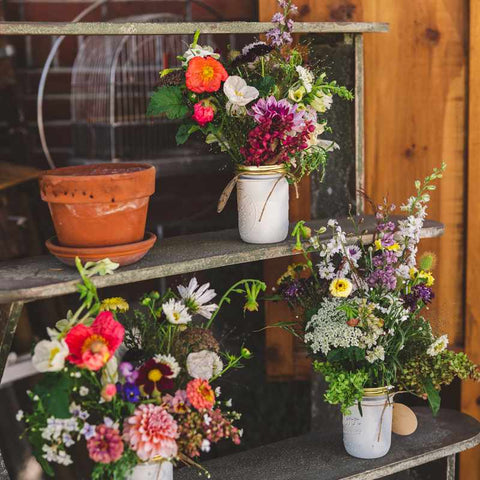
[361,0,467,347]
[462,1,480,477]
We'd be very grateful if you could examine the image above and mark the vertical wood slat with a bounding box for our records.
[462,1,480,477]
[362,0,467,347]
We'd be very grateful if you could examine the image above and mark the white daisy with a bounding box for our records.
[178,278,218,319]
[427,335,448,356]
[162,298,192,325]
[154,354,181,378]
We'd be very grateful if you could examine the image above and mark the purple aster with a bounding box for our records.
[414,285,434,304]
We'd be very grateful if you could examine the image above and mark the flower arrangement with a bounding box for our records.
[274,163,480,414]
[20,258,265,478]
[147,0,352,182]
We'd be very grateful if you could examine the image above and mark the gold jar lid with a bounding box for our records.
[363,386,394,397]
[235,164,287,176]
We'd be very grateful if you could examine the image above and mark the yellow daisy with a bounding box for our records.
[100,297,129,313]
[329,278,353,298]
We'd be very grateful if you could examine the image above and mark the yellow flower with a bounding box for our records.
[288,85,306,103]
[375,239,400,251]
[100,297,129,313]
[418,270,435,287]
[277,263,307,285]
[329,278,353,298]
[409,267,418,279]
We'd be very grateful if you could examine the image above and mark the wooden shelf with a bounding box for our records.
[0,21,389,37]
[0,216,444,304]
[176,408,480,480]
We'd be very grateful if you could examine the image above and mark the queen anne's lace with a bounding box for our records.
[305,298,362,356]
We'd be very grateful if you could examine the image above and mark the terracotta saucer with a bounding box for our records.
[46,232,157,267]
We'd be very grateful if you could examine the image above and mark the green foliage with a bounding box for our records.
[423,377,441,416]
[176,123,200,145]
[33,373,73,418]
[91,449,138,480]
[147,86,189,119]
[314,361,368,414]
[254,75,275,97]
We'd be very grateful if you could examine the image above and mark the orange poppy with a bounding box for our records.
[186,56,228,93]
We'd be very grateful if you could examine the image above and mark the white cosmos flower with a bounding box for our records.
[162,298,192,325]
[178,278,217,319]
[32,339,69,372]
[154,354,181,378]
[223,76,259,106]
[186,350,223,380]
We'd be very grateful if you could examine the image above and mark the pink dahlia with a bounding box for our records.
[186,379,215,410]
[87,424,124,464]
[123,404,178,461]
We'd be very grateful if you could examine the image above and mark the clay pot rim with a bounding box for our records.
[46,231,156,255]
[40,162,154,180]
[40,162,156,204]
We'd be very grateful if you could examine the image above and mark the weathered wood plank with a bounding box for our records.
[462,1,480,478]
[0,21,388,36]
[176,408,480,480]
[0,217,443,304]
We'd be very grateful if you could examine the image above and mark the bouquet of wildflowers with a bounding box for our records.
[274,164,479,413]
[147,0,352,183]
[19,258,265,478]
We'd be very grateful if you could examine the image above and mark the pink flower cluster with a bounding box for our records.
[123,404,178,461]
[87,424,124,464]
[241,97,315,166]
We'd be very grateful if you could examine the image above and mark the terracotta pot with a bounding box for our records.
[40,163,155,247]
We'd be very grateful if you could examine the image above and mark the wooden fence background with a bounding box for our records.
[259,0,477,477]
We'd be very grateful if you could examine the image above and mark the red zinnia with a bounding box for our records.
[136,358,175,396]
[185,56,228,93]
[65,311,124,371]
[87,424,124,464]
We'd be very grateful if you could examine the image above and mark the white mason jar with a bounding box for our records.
[236,165,289,244]
[342,387,393,459]
[127,461,173,480]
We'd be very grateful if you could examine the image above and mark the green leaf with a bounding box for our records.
[423,377,441,416]
[175,123,200,145]
[255,75,275,97]
[34,373,73,418]
[147,86,189,119]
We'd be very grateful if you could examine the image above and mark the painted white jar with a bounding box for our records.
[342,387,393,459]
[127,461,173,480]
[236,165,289,244]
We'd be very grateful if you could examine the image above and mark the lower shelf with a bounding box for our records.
[176,408,479,480]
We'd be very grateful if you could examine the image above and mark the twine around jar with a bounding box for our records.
[217,164,299,221]
[359,386,394,442]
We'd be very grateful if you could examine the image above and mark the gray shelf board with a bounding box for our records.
[0,21,389,37]
[0,216,443,304]
[176,408,480,480]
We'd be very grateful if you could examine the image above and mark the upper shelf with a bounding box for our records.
[0,216,443,304]
[0,21,389,36]
[175,408,480,480]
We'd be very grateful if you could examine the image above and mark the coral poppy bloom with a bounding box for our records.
[186,56,228,93]
[136,358,175,396]
[65,311,124,371]
[186,379,215,410]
